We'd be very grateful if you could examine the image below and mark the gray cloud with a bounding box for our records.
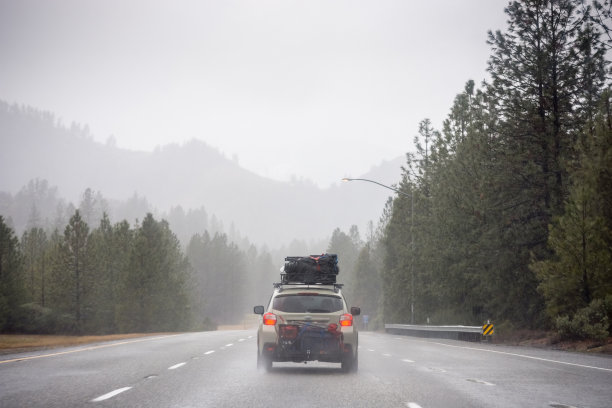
[0,0,510,187]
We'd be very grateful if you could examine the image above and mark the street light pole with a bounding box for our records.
[341,177,415,324]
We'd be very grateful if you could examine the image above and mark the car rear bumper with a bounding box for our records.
[259,324,357,363]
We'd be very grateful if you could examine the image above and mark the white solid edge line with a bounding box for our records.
[427,340,612,372]
[168,362,186,370]
[0,334,181,365]
[92,387,132,402]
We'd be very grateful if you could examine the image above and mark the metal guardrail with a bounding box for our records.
[385,324,487,342]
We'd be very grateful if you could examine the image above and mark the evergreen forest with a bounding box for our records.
[0,210,280,334]
[366,0,612,340]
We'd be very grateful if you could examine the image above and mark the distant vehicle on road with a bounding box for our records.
[253,254,360,372]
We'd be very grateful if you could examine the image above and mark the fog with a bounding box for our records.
[0,106,403,248]
[0,0,510,189]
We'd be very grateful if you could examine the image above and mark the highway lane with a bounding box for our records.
[0,330,610,407]
[361,333,612,408]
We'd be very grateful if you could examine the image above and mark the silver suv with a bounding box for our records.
[253,282,360,372]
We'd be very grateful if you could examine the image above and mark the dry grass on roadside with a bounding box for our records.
[0,333,166,353]
[0,323,256,353]
[493,329,612,354]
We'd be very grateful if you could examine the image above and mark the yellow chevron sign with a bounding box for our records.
[482,323,494,336]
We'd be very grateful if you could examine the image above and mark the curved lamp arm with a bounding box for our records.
[341,177,411,198]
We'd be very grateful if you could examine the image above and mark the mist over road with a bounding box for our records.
[1,331,610,408]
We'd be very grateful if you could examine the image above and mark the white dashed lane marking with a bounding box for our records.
[466,378,495,386]
[92,334,250,403]
[92,387,132,402]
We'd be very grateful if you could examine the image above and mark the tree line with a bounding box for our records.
[0,178,373,335]
[372,0,611,340]
[0,201,373,335]
[1,178,240,251]
[0,209,276,334]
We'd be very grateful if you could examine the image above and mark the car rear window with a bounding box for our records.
[272,294,344,313]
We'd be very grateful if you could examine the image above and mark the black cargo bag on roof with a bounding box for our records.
[282,254,339,284]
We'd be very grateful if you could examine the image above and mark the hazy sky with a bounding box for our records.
[1,0,510,188]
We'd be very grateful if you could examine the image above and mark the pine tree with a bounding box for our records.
[87,213,118,333]
[117,214,190,332]
[109,220,133,330]
[381,180,416,324]
[186,231,248,326]
[532,90,612,333]
[327,227,362,303]
[20,227,48,306]
[0,216,25,331]
[482,0,608,326]
[53,210,92,334]
[487,0,608,216]
[352,243,381,328]
[426,84,497,323]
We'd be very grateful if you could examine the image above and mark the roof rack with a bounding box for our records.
[273,281,344,293]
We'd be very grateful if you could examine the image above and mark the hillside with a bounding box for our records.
[0,102,404,246]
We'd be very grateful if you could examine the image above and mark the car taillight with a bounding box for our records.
[263,312,277,325]
[340,313,353,327]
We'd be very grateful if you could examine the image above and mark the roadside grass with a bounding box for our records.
[0,324,254,354]
[0,333,165,354]
[493,329,612,354]
[0,320,257,354]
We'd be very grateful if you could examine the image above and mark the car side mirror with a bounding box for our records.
[253,305,265,315]
[350,306,361,316]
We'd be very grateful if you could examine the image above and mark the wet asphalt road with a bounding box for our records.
[1,330,611,408]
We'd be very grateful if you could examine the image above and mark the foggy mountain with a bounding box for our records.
[0,102,404,247]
